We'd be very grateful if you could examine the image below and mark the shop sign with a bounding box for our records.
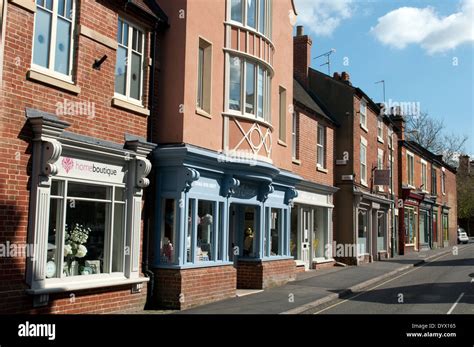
[57,156,126,184]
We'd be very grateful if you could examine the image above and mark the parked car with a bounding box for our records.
[457,228,469,244]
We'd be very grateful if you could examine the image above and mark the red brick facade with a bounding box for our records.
[153,266,237,310]
[237,259,296,289]
[0,0,161,314]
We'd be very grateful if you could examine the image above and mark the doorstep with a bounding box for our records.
[236,289,264,297]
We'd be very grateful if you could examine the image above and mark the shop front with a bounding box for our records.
[25,110,155,308]
[353,189,392,264]
[398,188,423,254]
[419,197,435,250]
[152,145,299,309]
[290,181,337,270]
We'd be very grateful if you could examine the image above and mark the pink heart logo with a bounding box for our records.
[62,157,74,173]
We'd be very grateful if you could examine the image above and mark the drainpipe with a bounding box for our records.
[390,130,396,257]
[142,26,158,309]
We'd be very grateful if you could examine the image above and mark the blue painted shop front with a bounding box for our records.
[151,145,299,308]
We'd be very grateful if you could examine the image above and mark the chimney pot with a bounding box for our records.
[297,25,304,36]
[341,71,350,81]
[333,72,341,80]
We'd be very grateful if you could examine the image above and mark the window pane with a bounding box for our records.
[115,46,127,95]
[197,200,214,262]
[33,8,52,68]
[130,52,142,100]
[46,198,62,278]
[65,200,106,276]
[132,28,138,51]
[231,0,242,22]
[257,66,264,118]
[111,203,125,272]
[270,208,280,256]
[58,0,65,17]
[247,0,256,28]
[161,199,176,264]
[66,0,73,19]
[186,199,194,263]
[358,210,367,253]
[245,61,255,114]
[197,47,204,108]
[117,19,123,44]
[243,206,256,257]
[114,187,125,202]
[123,22,129,47]
[259,0,265,33]
[229,56,241,110]
[54,17,71,75]
[67,182,107,200]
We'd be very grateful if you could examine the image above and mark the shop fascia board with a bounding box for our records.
[297,179,339,195]
[153,144,285,180]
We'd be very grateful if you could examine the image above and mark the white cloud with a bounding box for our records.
[371,0,474,54]
[294,0,355,37]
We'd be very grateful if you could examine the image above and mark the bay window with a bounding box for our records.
[46,180,126,278]
[229,0,272,38]
[115,18,144,103]
[227,54,271,122]
[33,0,76,78]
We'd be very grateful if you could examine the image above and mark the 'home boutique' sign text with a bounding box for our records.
[57,156,126,184]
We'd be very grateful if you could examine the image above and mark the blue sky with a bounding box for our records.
[294,0,474,155]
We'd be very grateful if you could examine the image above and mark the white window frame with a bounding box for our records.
[291,112,297,159]
[317,124,326,169]
[228,0,272,39]
[226,54,271,123]
[407,151,415,188]
[441,167,446,195]
[421,159,428,192]
[359,99,368,131]
[377,148,384,192]
[31,0,76,82]
[377,118,384,143]
[44,177,127,286]
[388,128,393,149]
[114,17,145,106]
[360,136,368,186]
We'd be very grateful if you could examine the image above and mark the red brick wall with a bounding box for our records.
[153,265,237,310]
[353,96,397,197]
[0,284,147,314]
[0,1,157,314]
[237,259,296,289]
[292,106,335,187]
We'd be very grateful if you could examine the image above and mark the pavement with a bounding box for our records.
[163,242,474,315]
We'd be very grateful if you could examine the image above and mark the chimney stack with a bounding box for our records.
[341,71,350,82]
[459,155,470,174]
[391,114,405,141]
[333,72,341,80]
[293,25,312,87]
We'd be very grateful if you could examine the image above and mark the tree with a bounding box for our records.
[457,170,474,235]
[405,112,468,166]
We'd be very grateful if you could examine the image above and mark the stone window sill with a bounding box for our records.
[27,69,81,94]
[317,166,328,173]
[292,158,301,165]
[112,97,150,116]
[26,276,149,295]
[196,107,212,119]
[277,139,287,147]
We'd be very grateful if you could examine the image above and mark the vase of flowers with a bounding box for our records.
[64,223,90,276]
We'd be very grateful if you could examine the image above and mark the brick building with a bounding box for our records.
[291,26,339,271]
[299,48,400,264]
[0,0,167,313]
[149,0,299,310]
[393,116,458,254]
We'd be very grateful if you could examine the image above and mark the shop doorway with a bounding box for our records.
[228,204,259,264]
